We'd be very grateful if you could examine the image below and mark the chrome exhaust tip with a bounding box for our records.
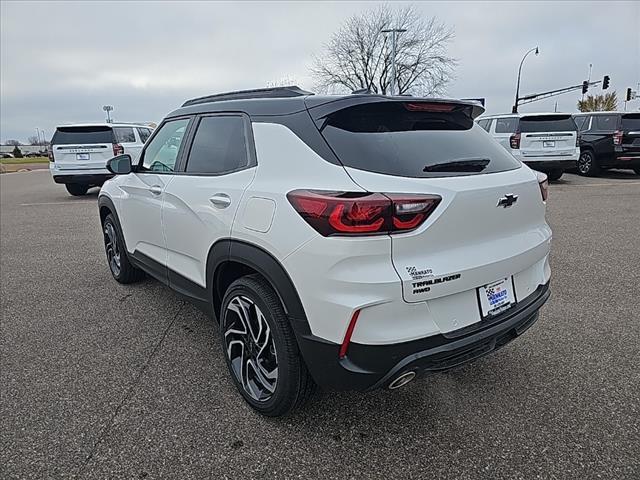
[388,371,416,390]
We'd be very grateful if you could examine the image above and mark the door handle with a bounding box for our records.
[149,185,163,195]
[209,193,231,208]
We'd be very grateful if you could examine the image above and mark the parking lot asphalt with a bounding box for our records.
[1,169,639,479]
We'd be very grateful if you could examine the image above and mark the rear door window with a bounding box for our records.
[185,116,248,175]
[477,119,492,132]
[594,115,618,132]
[317,102,521,178]
[520,115,577,132]
[114,127,136,143]
[494,117,518,133]
[52,126,114,145]
[573,116,587,131]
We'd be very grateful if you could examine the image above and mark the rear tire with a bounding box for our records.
[65,183,89,196]
[102,214,145,284]
[546,169,563,182]
[220,275,315,416]
[577,150,599,176]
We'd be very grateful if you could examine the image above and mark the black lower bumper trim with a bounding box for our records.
[524,160,576,171]
[53,174,113,185]
[294,282,550,391]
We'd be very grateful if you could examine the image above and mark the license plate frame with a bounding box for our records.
[543,140,555,148]
[76,153,90,161]
[478,277,516,317]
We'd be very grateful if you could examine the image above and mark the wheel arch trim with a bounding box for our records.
[207,239,309,327]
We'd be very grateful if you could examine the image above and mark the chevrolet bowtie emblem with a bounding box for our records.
[497,194,518,208]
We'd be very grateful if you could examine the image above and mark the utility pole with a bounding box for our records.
[583,63,593,102]
[103,105,114,123]
[381,28,406,96]
[35,128,41,145]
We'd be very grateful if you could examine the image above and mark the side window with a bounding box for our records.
[573,116,586,131]
[185,116,248,175]
[594,115,618,131]
[477,119,489,131]
[140,119,190,173]
[495,117,518,133]
[114,127,136,143]
[136,127,151,143]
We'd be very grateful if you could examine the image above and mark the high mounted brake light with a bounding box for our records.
[404,102,456,112]
[287,190,441,236]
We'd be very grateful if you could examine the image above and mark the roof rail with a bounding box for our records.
[182,86,313,107]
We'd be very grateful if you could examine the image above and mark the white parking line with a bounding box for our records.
[561,181,640,188]
[20,201,94,206]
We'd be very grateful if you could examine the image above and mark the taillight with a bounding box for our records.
[613,130,623,145]
[48,149,54,162]
[287,190,441,236]
[112,143,124,156]
[510,131,521,149]
[536,171,548,202]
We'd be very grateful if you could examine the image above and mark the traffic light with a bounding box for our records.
[602,75,610,90]
[582,81,589,94]
[627,88,632,102]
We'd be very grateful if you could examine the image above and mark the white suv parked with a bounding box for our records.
[49,123,153,195]
[478,113,579,181]
[98,87,552,416]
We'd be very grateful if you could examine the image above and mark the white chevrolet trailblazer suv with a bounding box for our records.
[98,87,552,416]
[478,113,579,181]
[50,123,153,196]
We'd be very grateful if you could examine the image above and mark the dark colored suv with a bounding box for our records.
[573,112,640,176]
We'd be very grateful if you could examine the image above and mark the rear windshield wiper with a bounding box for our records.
[423,158,490,172]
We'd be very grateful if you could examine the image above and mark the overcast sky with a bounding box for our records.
[1,0,639,142]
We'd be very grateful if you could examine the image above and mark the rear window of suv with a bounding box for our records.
[318,102,521,177]
[621,114,640,131]
[520,115,577,132]
[52,126,114,145]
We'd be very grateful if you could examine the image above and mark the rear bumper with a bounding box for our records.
[522,159,576,171]
[612,149,640,167]
[52,174,113,185]
[294,282,550,391]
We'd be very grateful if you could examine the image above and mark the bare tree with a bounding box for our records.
[266,76,299,88]
[5,139,22,146]
[27,135,40,145]
[311,5,455,96]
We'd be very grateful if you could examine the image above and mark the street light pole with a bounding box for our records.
[381,28,407,96]
[512,46,539,113]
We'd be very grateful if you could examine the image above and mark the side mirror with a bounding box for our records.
[106,154,132,174]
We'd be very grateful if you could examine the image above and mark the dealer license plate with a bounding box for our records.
[543,140,555,148]
[76,153,90,160]
[479,277,515,317]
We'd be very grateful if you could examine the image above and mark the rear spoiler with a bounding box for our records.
[305,95,485,122]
